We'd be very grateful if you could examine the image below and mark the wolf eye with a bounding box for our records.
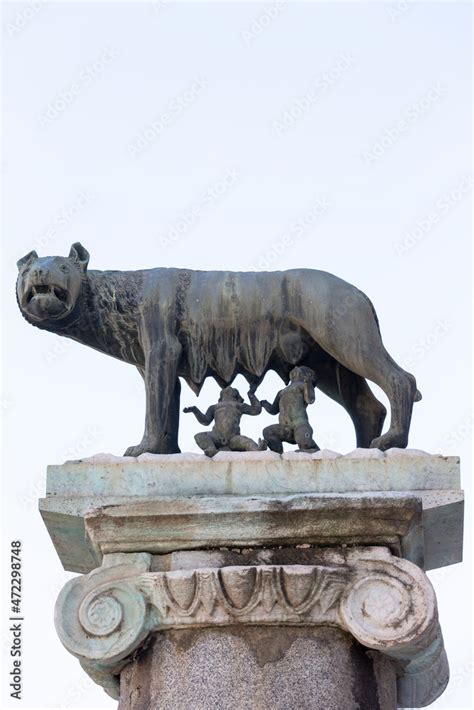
[60,265,69,272]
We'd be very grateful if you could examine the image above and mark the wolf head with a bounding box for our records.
[16,243,90,323]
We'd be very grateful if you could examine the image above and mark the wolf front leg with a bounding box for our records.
[125,337,182,456]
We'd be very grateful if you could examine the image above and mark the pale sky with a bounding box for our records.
[2,1,472,708]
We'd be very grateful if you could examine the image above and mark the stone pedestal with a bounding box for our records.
[41,449,463,709]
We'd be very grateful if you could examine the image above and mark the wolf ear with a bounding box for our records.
[69,242,90,272]
[17,250,38,271]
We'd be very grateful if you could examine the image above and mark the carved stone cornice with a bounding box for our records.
[54,548,448,707]
[82,494,425,568]
[40,450,463,574]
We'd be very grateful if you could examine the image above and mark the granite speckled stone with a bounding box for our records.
[118,627,397,710]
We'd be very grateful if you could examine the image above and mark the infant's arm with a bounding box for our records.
[260,391,281,416]
[183,405,215,425]
[241,389,262,416]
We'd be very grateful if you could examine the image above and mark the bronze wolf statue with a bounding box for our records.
[16,243,421,455]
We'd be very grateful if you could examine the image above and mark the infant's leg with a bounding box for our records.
[294,424,319,452]
[262,424,294,453]
[194,432,219,458]
[229,435,266,452]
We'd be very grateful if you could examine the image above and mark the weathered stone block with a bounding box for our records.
[40,450,462,573]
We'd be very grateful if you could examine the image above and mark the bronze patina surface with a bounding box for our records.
[17,243,421,454]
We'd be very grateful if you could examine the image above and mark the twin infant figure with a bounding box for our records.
[183,366,319,457]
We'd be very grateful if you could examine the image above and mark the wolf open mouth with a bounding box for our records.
[26,284,69,304]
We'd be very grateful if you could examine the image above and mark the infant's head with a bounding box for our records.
[219,386,244,403]
[289,366,317,385]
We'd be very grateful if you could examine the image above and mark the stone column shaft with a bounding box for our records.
[119,627,397,710]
